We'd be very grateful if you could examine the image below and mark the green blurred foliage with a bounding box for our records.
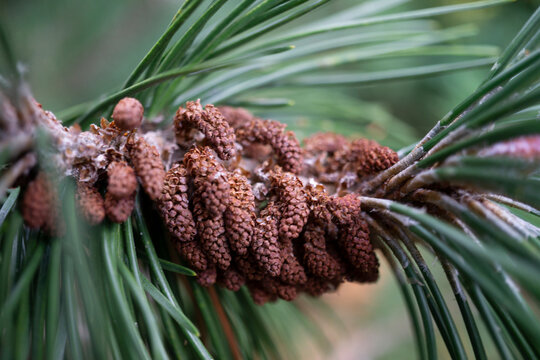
[1,0,178,111]
[355,0,537,133]
[1,0,536,136]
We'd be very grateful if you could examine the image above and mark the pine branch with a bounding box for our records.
[1,1,540,359]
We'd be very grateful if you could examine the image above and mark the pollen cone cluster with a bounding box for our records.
[159,100,399,304]
[21,97,399,304]
[22,98,166,229]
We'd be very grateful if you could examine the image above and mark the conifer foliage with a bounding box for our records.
[1,1,540,359]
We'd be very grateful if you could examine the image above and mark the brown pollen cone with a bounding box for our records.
[158,163,196,243]
[184,146,230,218]
[218,267,246,291]
[329,193,362,226]
[224,171,255,255]
[107,161,137,199]
[279,242,307,285]
[201,104,237,160]
[174,100,203,143]
[303,132,348,155]
[104,192,135,223]
[276,283,298,301]
[218,106,255,129]
[243,143,273,162]
[247,282,277,305]
[174,100,236,160]
[339,219,379,282]
[21,172,60,233]
[266,277,298,301]
[270,168,309,242]
[127,137,166,201]
[76,182,105,225]
[196,264,217,287]
[303,222,345,280]
[236,118,303,174]
[339,138,398,176]
[236,255,264,282]
[303,276,341,297]
[346,258,379,283]
[302,185,345,280]
[303,133,350,178]
[176,240,208,272]
[306,184,332,224]
[193,201,232,271]
[329,194,379,282]
[111,97,144,131]
[247,277,298,303]
[251,202,283,277]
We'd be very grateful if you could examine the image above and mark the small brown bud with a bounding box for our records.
[107,161,137,199]
[328,194,379,281]
[76,182,105,225]
[112,97,144,130]
[193,174,230,218]
[276,284,298,301]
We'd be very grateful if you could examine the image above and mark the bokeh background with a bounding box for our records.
[1,0,538,358]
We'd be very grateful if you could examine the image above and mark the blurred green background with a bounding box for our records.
[2,0,537,137]
[1,1,537,359]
